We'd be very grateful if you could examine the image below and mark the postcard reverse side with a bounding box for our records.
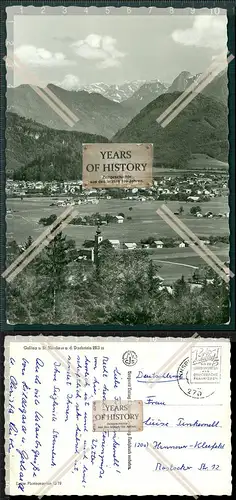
[4,337,231,496]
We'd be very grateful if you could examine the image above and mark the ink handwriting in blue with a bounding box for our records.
[53,361,61,382]
[145,396,166,405]
[19,381,31,436]
[103,383,109,400]
[8,375,18,414]
[102,357,109,378]
[8,421,18,452]
[84,411,88,432]
[50,386,60,422]
[91,438,98,465]
[85,356,91,381]
[35,358,44,385]
[31,411,43,476]
[98,432,106,479]
[112,432,121,473]
[51,429,59,467]
[22,358,29,376]
[144,417,220,427]
[31,358,44,476]
[16,448,28,492]
[8,362,18,455]
[75,423,81,453]
[65,394,73,422]
[76,356,82,399]
[113,367,122,389]
[66,355,72,386]
[93,357,98,370]
[136,371,183,383]
[93,376,99,395]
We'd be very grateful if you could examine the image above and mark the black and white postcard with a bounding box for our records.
[4,5,234,326]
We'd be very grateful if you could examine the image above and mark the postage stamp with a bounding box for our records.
[92,399,143,432]
[190,345,221,383]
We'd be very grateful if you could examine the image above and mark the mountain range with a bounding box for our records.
[122,70,228,114]
[168,70,228,105]
[122,80,168,114]
[63,80,146,103]
[7,88,228,180]
[6,68,229,179]
[114,91,228,167]
[7,84,133,139]
[7,69,228,140]
[59,70,227,107]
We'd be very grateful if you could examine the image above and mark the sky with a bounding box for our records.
[7,7,228,88]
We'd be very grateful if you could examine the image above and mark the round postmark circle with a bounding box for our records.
[122,350,138,366]
[177,357,215,399]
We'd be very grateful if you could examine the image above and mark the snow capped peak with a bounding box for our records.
[56,79,165,102]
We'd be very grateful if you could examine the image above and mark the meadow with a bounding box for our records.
[6,196,229,282]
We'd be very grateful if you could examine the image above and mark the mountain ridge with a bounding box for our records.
[113,91,228,166]
[6,111,109,180]
[7,84,133,139]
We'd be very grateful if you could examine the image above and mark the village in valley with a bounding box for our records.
[5,11,230,325]
[6,162,229,292]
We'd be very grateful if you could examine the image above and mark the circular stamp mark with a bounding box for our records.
[177,358,215,399]
[122,350,138,366]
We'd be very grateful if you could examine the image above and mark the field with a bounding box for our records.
[6,196,229,283]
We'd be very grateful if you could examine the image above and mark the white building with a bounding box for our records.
[154,240,164,249]
[158,285,173,295]
[115,215,124,224]
[187,196,200,202]
[124,243,137,250]
[109,240,120,249]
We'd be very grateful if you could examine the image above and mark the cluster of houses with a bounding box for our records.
[193,210,229,219]
[6,171,228,202]
[50,197,99,206]
[78,234,214,262]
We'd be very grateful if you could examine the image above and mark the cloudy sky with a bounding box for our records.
[8,7,228,88]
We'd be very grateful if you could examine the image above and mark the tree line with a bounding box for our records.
[6,232,229,325]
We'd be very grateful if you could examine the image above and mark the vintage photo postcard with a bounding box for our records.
[4,5,234,326]
[4,336,231,495]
